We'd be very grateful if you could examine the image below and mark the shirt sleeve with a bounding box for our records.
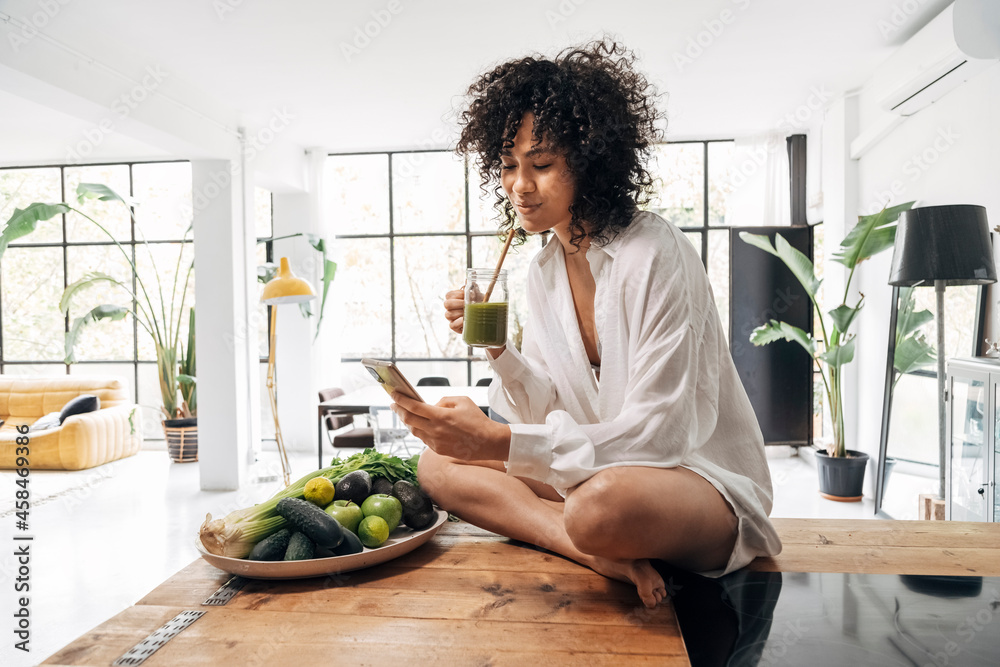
[504,253,722,493]
[485,324,560,425]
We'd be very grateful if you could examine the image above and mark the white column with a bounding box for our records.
[820,95,860,455]
[308,149,342,397]
[192,159,259,490]
[271,190,318,454]
[269,149,338,460]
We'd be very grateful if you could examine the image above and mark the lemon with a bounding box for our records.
[303,477,335,506]
[358,515,390,548]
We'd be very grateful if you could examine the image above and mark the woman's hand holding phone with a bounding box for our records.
[391,391,510,462]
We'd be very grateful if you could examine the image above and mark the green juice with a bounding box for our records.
[463,302,508,347]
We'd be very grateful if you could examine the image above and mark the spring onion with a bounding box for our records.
[198,449,421,557]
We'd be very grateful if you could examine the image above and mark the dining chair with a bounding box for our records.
[318,387,374,450]
[368,405,422,458]
[416,376,450,386]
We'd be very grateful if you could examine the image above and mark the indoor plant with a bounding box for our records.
[1,182,337,461]
[739,201,933,500]
[0,183,199,460]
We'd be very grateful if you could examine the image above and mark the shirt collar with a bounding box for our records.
[533,210,648,266]
[587,210,648,260]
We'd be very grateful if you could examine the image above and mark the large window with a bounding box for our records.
[327,142,736,384]
[0,162,273,441]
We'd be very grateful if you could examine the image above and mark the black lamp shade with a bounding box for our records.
[888,204,996,286]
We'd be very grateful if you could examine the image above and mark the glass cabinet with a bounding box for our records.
[946,358,998,522]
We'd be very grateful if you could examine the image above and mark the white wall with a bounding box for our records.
[845,62,1000,491]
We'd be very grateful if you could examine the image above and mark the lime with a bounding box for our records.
[303,477,335,506]
[358,515,390,548]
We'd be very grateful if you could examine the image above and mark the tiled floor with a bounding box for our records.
[3,445,884,665]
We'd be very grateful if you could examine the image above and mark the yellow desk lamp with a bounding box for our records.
[262,257,316,487]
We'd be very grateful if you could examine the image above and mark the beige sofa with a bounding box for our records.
[0,376,142,470]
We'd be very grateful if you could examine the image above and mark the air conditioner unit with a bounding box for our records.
[877,2,997,117]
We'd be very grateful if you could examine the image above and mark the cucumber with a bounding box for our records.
[276,497,344,549]
[332,528,364,556]
[283,531,315,561]
[248,528,292,561]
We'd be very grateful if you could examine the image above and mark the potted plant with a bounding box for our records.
[882,285,937,495]
[2,183,338,462]
[0,183,199,461]
[739,201,934,500]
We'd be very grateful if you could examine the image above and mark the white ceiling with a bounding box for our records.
[0,0,953,165]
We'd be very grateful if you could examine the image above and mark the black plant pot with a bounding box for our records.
[816,449,869,502]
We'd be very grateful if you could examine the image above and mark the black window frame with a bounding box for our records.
[329,141,738,383]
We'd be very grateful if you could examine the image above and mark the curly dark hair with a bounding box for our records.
[456,39,665,250]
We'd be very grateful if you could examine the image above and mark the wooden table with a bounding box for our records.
[44,519,1000,666]
[317,385,490,468]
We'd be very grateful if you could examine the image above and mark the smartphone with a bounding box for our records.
[360,358,425,403]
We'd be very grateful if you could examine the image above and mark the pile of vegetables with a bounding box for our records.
[199,449,420,558]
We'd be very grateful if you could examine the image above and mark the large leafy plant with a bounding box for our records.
[740,201,934,457]
[0,183,196,419]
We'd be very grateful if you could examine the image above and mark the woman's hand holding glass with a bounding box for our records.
[443,285,506,358]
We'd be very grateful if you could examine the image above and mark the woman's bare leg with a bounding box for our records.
[419,450,741,606]
[418,449,669,607]
[562,465,740,573]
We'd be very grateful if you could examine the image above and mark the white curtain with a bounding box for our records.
[723,132,791,227]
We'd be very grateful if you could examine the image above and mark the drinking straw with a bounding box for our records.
[484,228,516,302]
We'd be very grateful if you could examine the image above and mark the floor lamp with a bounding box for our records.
[888,204,996,502]
[262,257,316,487]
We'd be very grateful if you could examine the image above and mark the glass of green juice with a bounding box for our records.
[463,268,508,348]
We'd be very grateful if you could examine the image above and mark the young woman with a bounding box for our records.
[390,40,781,608]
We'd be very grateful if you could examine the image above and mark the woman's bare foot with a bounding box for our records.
[583,554,667,608]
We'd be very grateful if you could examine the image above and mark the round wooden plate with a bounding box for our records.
[196,509,448,580]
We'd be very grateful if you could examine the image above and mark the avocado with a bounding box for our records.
[392,480,435,530]
[392,480,432,513]
[372,476,394,496]
[405,507,437,530]
[335,470,372,505]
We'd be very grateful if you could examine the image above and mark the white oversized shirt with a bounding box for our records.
[487,211,782,575]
